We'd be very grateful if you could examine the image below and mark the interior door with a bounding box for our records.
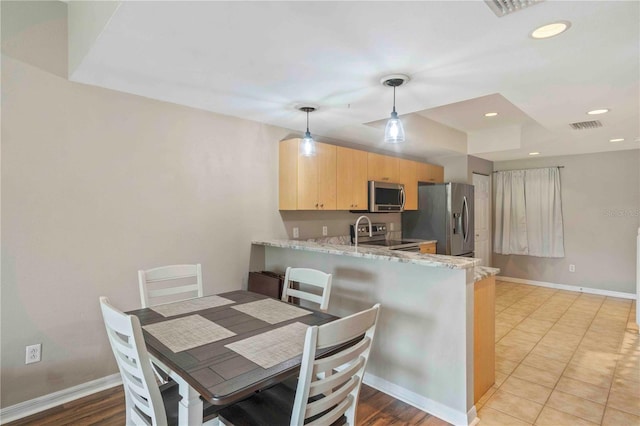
[473,173,491,266]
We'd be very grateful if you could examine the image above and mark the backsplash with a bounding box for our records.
[279,211,402,241]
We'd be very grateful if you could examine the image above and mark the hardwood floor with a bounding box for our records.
[6,384,450,426]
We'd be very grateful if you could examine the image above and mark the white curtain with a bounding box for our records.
[494,167,565,258]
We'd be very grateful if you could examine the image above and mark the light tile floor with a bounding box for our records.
[477,280,640,426]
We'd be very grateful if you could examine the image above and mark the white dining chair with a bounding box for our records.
[138,264,203,308]
[281,267,332,311]
[99,297,219,426]
[217,303,381,426]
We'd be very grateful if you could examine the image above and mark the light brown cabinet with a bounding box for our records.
[367,153,399,183]
[397,159,418,210]
[279,138,336,210]
[279,139,443,211]
[474,275,496,403]
[417,162,444,183]
[336,147,368,210]
[419,242,436,254]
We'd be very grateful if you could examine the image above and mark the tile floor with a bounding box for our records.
[477,280,640,426]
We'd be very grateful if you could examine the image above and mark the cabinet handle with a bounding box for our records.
[315,203,319,208]
[320,203,324,208]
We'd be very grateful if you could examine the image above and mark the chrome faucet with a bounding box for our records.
[354,215,372,251]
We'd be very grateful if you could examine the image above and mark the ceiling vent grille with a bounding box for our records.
[484,0,544,17]
[569,120,603,130]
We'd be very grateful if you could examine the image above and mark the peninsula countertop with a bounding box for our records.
[253,239,481,270]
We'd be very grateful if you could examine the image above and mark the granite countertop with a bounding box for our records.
[253,239,480,270]
[474,265,500,282]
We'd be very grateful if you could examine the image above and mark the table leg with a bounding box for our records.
[176,375,204,426]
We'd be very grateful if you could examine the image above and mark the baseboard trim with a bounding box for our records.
[498,276,636,300]
[363,372,476,426]
[0,373,122,424]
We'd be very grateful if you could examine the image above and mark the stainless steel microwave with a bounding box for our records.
[368,181,405,212]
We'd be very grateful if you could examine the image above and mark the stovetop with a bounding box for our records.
[350,222,424,250]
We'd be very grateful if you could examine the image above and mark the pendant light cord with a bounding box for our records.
[306,110,310,133]
[392,86,397,113]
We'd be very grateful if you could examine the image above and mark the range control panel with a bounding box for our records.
[352,222,387,237]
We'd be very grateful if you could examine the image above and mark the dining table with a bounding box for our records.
[127,290,342,425]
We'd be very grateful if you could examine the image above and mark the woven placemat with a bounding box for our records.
[151,295,235,317]
[143,314,236,352]
[225,322,309,369]
[231,298,312,324]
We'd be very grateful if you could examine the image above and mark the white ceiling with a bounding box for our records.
[69,1,640,162]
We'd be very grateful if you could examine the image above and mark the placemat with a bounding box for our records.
[151,295,235,317]
[225,322,309,369]
[143,315,236,352]
[231,298,312,324]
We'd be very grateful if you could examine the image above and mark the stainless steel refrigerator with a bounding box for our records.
[402,183,475,256]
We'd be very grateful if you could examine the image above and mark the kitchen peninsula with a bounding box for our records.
[250,239,499,426]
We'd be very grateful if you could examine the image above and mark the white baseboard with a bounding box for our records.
[498,276,636,300]
[0,373,122,424]
[363,372,476,426]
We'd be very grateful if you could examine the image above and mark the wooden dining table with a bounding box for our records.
[127,290,341,425]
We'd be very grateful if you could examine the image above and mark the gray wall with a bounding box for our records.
[492,150,640,294]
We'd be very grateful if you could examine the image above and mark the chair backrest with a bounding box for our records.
[99,297,167,426]
[291,303,381,426]
[138,264,203,308]
[281,267,332,311]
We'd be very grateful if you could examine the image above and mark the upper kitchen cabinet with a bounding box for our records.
[336,146,368,210]
[279,138,337,210]
[417,162,444,183]
[397,158,418,210]
[367,153,399,183]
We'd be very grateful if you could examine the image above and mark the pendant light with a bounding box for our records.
[381,74,409,143]
[299,106,316,157]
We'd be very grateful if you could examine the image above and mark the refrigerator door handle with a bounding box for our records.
[462,196,470,242]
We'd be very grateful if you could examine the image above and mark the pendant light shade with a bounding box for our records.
[381,75,409,144]
[299,106,316,157]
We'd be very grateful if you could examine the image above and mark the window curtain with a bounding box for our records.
[494,167,565,258]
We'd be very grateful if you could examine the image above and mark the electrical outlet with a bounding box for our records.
[322,226,328,236]
[26,344,41,364]
[569,264,576,273]
[292,227,299,238]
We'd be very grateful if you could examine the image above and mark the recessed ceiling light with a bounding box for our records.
[587,109,609,115]
[484,112,498,117]
[529,152,540,156]
[609,138,625,143]
[530,21,571,39]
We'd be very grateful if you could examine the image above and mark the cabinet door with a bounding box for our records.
[279,138,299,210]
[368,153,399,183]
[397,159,418,210]
[337,147,368,210]
[316,142,337,210]
[417,162,444,183]
[297,143,319,210]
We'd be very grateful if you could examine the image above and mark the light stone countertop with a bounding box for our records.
[474,266,500,282]
[253,239,480,270]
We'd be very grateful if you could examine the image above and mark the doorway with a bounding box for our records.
[473,173,491,266]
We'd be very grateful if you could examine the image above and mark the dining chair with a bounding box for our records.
[281,267,332,311]
[99,297,219,426]
[217,303,381,426]
[138,264,203,308]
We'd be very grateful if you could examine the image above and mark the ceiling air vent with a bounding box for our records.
[569,120,603,130]
[484,0,544,17]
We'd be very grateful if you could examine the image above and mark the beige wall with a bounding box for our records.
[492,150,640,294]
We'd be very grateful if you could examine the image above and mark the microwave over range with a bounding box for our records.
[368,181,405,212]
